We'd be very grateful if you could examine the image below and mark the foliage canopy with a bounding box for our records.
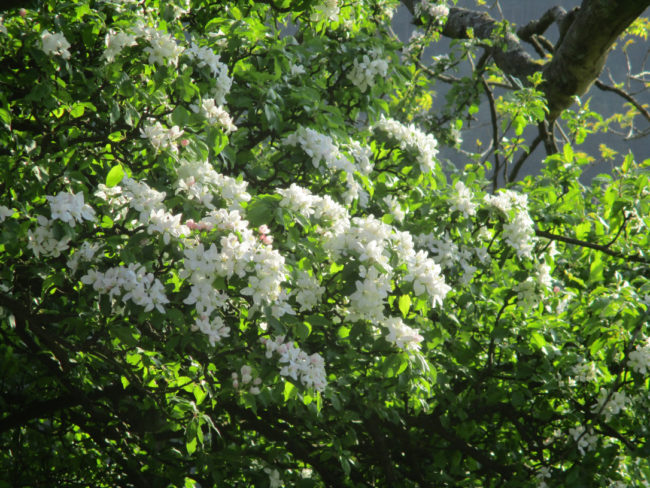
[1,0,649,487]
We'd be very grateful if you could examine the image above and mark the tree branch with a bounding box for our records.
[516,6,566,46]
[535,229,649,264]
[402,0,650,121]
[595,79,650,124]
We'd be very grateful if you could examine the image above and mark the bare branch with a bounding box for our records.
[595,79,650,124]
[508,133,543,182]
[535,229,649,264]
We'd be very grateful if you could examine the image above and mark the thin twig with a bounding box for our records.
[595,79,650,124]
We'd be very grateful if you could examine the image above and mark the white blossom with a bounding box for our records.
[383,195,405,223]
[569,425,599,455]
[628,338,650,375]
[27,216,70,258]
[503,210,536,259]
[122,177,166,217]
[67,241,102,273]
[383,316,423,351]
[102,30,137,62]
[145,31,184,66]
[192,315,230,345]
[190,98,237,133]
[140,121,184,153]
[186,43,232,104]
[449,181,477,217]
[47,191,96,225]
[415,1,449,20]
[293,270,325,311]
[311,0,339,22]
[41,30,71,59]
[374,115,438,173]
[347,49,389,93]
[262,336,327,392]
[591,388,628,421]
[0,205,16,222]
[81,263,169,313]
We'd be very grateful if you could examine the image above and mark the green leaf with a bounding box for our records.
[186,436,197,455]
[589,254,605,283]
[105,165,125,187]
[563,143,574,162]
[246,195,281,227]
[513,115,526,136]
[398,294,411,318]
[172,105,191,127]
[295,321,311,340]
[283,380,295,401]
[0,108,11,128]
[530,332,546,349]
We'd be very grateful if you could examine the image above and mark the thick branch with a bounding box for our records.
[543,0,650,120]
[516,6,566,43]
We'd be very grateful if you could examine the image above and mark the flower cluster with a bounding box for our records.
[140,121,184,153]
[502,211,536,259]
[176,159,251,210]
[262,335,327,392]
[191,98,237,133]
[186,43,232,104]
[232,365,262,394]
[27,191,97,258]
[102,29,137,63]
[449,181,477,217]
[41,30,71,59]
[147,208,190,244]
[277,184,349,233]
[347,49,389,93]
[591,388,629,421]
[81,263,170,313]
[0,205,15,222]
[415,1,450,20]
[121,177,166,217]
[569,425,599,455]
[311,0,339,23]
[283,129,368,204]
[293,270,325,312]
[145,30,184,66]
[382,317,423,351]
[46,191,96,225]
[628,338,650,375]
[374,115,439,173]
[485,189,536,259]
[383,195,405,223]
[27,216,70,258]
[417,232,480,285]
[404,250,451,306]
[67,241,102,274]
